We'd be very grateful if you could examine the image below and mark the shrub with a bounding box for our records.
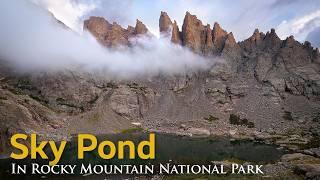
[240,118,248,125]
[229,114,240,125]
[247,122,255,128]
[229,114,255,128]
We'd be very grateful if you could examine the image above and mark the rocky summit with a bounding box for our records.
[0,11,320,178]
[83,17,149,47]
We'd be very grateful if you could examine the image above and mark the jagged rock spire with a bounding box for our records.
[250,29,264,42]
[171,20,182,44]
[159,11,172,33]
[224,32,237,48]
[204,24,214,54]
[83,16,149,47]
[264,28,281,49]
[84,11,320,67]
[134,19,148,35]
[283,35,296,47]
[158,11,234,55]
[181,11,206,53]
[212,22,228,53]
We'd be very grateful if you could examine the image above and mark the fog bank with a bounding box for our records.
[0,0,216,80]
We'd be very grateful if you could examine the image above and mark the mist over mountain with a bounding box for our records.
[0,0,212,79]
[0,1,320,179]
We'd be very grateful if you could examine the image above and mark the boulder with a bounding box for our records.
[188,128,210,136]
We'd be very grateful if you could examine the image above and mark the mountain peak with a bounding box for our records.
[171,20,182,44]
[159,11,172,33]
[135,19,148,35]
[213,22,221,30]
[212,22,228,53]
[181,11,205,52]
[84,16,149,47]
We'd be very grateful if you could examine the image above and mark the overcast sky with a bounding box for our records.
[31,0,320,47]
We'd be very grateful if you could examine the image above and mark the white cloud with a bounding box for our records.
[276,10,320,41]
[19,0,320,47]
[30,0,96,32]
[0,0,214,80]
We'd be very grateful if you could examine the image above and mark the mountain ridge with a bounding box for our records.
[0,11,320,178]
[84,11,320,62]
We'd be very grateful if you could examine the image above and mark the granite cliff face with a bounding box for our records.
[83,17,149,47]
[83,12,320,101]
[158,11,236,55]
[85,11,239,55]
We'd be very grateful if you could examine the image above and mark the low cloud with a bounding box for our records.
[25,0,320,47]
[306,27,320,48]
[0,0,214,80]
[31,0,96,32]
[276,10,320,42]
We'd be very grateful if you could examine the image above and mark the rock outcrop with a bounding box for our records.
[159,11,172,33]
[239,28,320,98]
[212,22,228,53]
[159,11,182,44]
[83,16,149,47]
[171,21,182,44]
[160,11,234,55]
[181,12,206,53]
[134,19,148,35]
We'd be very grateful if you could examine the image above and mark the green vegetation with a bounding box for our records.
[223,157,246,164]
[204,115,219,122]
[247,122,255,128]
[121,127,144,134]
[229,114,240,124]
[229,114,255,128]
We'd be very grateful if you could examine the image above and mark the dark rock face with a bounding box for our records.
[83,16,149,47]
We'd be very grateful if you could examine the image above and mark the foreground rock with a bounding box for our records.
[281,153,320,179]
